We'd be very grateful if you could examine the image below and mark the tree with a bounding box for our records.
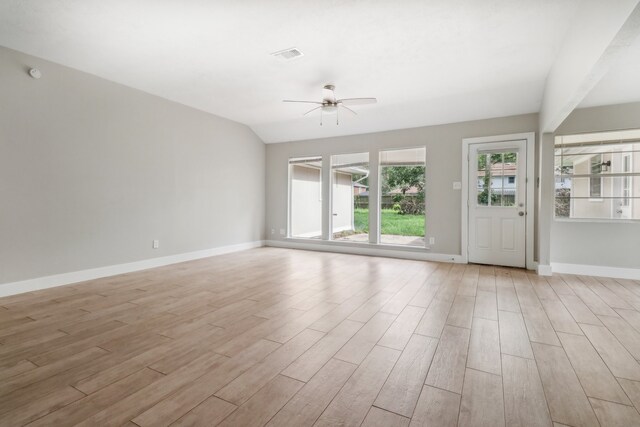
[381,166,425,195]
[381,166,426,215]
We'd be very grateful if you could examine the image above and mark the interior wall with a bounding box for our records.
[551,102,640,269]
[0,46,266,285]
[266,113,539,257]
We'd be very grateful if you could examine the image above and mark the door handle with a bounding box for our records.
[518,211,525,216]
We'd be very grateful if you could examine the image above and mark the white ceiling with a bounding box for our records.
[0,0,583,143]
[580,29,640,108]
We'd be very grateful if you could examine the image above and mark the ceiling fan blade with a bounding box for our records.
[338,98,377,106]
[303,106,322,116]
[283,100,323,104]
[339,104,357,115]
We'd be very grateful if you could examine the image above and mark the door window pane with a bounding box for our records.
[331,153,370,242]
[477,151,518,207]
[289,157,322,239]
[379,147,426,246]
[477,154,489,206]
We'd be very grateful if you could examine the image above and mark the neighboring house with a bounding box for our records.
[289,164,323,238]
[289,163,357,237]
[353,182,368,195]
[477,163,517,196]
[566,144,639,220]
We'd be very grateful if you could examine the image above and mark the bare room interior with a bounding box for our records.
[1,1,640,426]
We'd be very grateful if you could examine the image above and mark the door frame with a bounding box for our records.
[461,132,535,270]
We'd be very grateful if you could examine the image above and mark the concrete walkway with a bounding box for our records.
[336,233,425,246]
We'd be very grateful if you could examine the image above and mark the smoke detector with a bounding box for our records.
[271,47,304,61]
[29,68,42,79]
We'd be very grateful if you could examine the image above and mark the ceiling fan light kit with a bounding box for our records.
[283,84,376,125]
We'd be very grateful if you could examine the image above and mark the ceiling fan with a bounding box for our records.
[283,84,377,125]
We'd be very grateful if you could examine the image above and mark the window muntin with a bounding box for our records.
[331,152,370,242]
[554,131,640,220]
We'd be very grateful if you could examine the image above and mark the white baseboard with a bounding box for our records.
[537,264,553,276]
[0,240,265,298]
[551,262,640,280]
[266,239,463,263]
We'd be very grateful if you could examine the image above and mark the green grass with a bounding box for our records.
[354,208,424,237]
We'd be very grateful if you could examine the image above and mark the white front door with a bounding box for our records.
[468,140,527,268]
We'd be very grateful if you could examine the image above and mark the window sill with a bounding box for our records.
[588,198,604,202]
[284,237,431,252]
[554,217,640,224]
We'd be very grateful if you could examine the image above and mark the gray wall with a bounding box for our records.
[0,46,265,284]
[266,114,539,256]
[551,102,640,268]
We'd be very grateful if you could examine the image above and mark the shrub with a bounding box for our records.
[555,188,571,217]
[392,193,425,215]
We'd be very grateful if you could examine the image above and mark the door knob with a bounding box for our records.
[518,211,525,216]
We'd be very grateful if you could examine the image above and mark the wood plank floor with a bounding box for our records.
[2,247,640,426]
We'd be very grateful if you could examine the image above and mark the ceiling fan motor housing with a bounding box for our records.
[322,104,338,114]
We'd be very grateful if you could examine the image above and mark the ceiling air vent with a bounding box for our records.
[271,47,304,61]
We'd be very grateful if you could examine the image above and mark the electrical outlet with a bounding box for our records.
[279,229,285,236]
[271,228,275,235]
[153,240,159,249]
[429,237,435,245]
[453,182,462,190]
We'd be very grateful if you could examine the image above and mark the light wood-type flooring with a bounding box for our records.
[2,247,640,426]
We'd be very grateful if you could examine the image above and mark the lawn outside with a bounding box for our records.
[353,208,424,236]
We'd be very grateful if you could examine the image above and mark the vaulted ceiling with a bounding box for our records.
[2,0,634,143]
[580,30,640,108]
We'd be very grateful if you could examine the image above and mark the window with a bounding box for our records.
[554,130,640,220]
[508,176,515,184]
[331,152,369,242]
[287,146,430,247]
[379,147,426,246]
[289,156,323,238]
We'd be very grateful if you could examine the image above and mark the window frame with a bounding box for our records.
[378,146,427,247]
[286,146,430,250]
[329,151,371,243]
[287,155,324,239]
[554,131,640,222]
